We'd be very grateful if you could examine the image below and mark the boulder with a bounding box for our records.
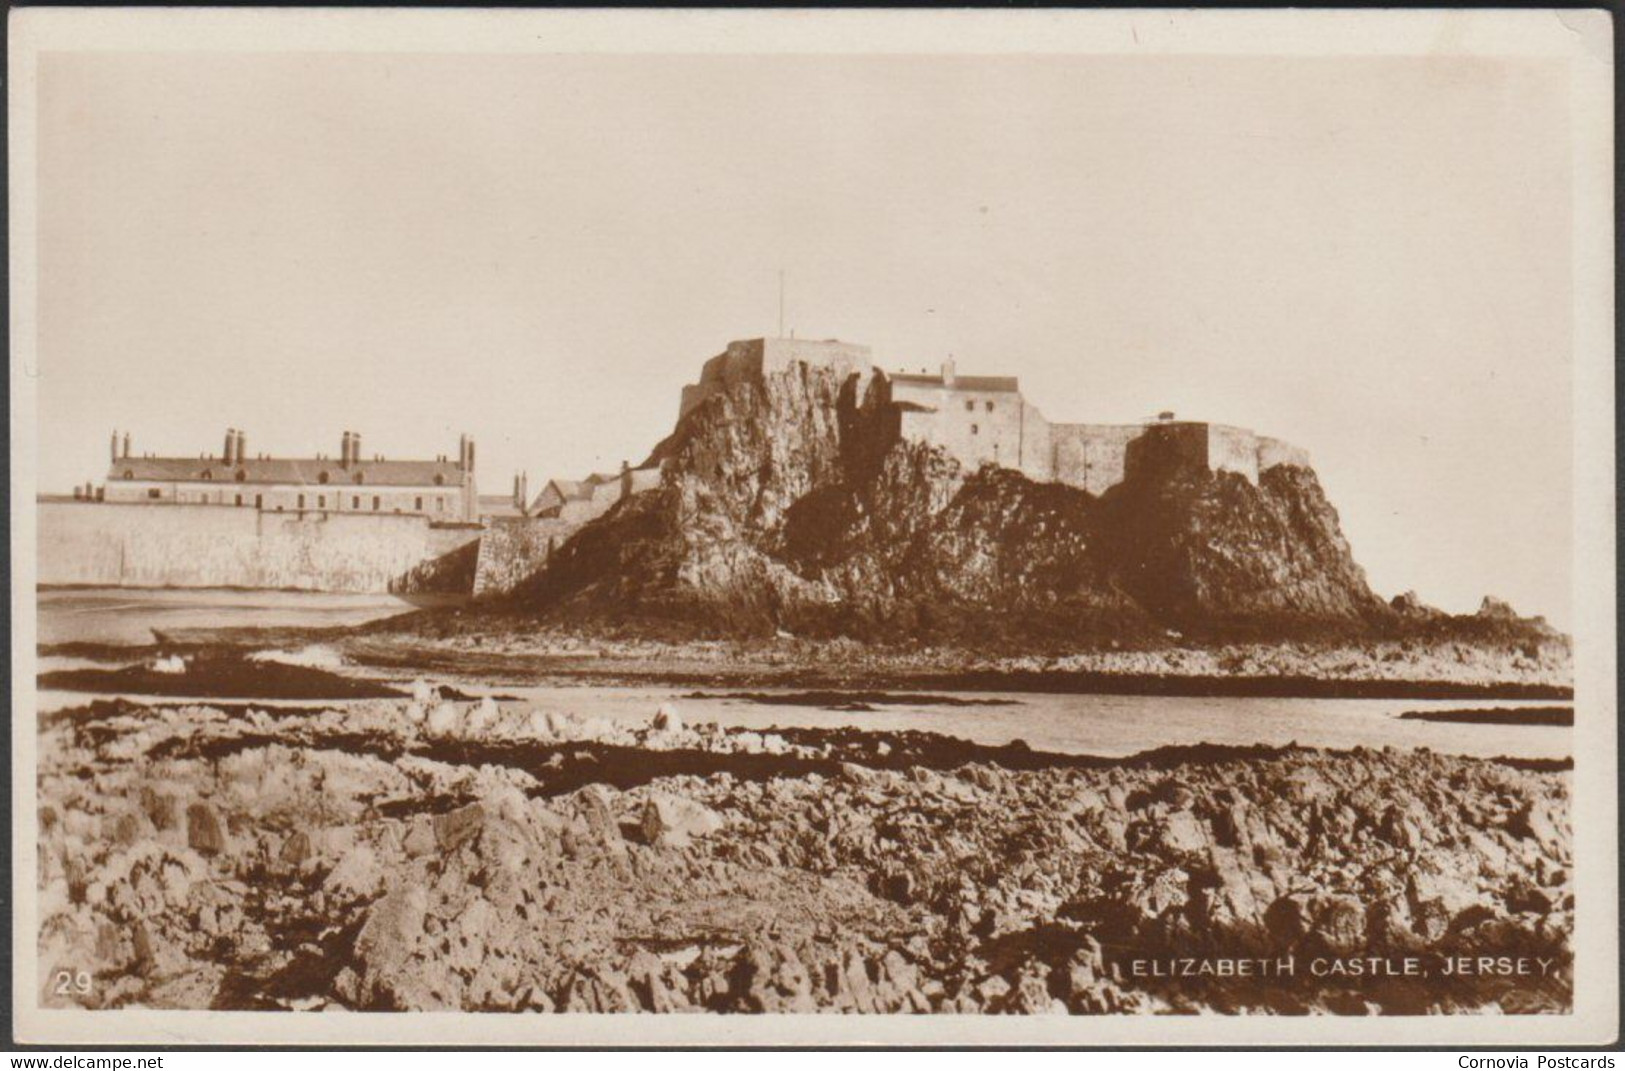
[1264,892,1367,954]
[1155,810,1209,855]
[640,793,724,848]
[572,785,621,843]
[433,802,486,852]
[425,703,461,738]
[1390,590,1436,616]
[110,812,148,848]
[402,816,437,858]
[839,762,874,784]
[355,885,429,985]
[278,830,312,868]
[1506,799,1566,855]
[323,845,384,900]
[185,802,228,856]
[463,697,499,736]
[140,788,180,832]
[1128,868,1189,920]
[652,702,683,732]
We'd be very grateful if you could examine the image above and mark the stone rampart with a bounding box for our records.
[472,516,579,597]
[37,501,481,594]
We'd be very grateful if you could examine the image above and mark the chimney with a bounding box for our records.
[465,436,476,473]
[512,473,521,506]
[223,428,237,465]
[620,459,632,498]
[235,430,247,463]
[942,357,957,388]
[520,471,528,512]
[110,431,119,464]
[351,433,362,466]
[121,432,130,459]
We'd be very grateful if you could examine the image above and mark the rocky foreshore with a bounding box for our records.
[38,694,1572,1015]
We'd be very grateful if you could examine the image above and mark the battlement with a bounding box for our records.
[879,358,1308,495]
[679,338,874,420]
[675,338,1307,497]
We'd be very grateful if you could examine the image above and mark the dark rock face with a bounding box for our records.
[508,362,1537,646]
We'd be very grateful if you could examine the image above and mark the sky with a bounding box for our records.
[34,51,1573,626]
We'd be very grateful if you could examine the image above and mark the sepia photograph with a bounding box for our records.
[8,7,1616,1048]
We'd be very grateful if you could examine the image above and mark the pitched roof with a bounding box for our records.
[890,372,1021,393]
[107,456,466,488]
[541,478,591,500]
[478,495,526,518]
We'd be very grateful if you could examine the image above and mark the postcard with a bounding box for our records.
[9,7,1615,1047]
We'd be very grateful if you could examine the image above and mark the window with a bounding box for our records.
[254,494,263,509]
[434,474,445,486]
[201,469,213,481]
[415,496,423,511]
[235,494,244,507]
[971,424,979,436]
[318,494,326,509]
[297,494,305,509]
[352,495,360,509]
[985,401,995,412]
[123,470,134,480]
[372,495,380,511]
[318,471,330,484]
[355,472,365,484]
[235,470,247,482]
[436,496,445,511]
[146,488,161,499]
[964,399,974,412]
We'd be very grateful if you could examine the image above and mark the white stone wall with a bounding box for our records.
[1049,424,1142,495]
[104,478,475,520]
[1258,436,1312,471]
[891,381,1028,474]
[38,501,481,593]
[680,338,874,419]
[1206,424,1262,484]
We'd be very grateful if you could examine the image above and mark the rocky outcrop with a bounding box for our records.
[505,360,1549,647]
[38,695,1572,1014]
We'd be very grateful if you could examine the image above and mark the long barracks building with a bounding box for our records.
[99,428,480,523]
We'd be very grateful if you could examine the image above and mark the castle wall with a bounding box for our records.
[1049,424,1142,495]
[1258,436,1311,471]
[1206,424,1261,483]
[1122,423,1200,483]
[679,338,874,419]
[472,516,578,596]
[38,501,481,593]
[473,467,664,596]
[890,380,1027,474]
[1020,402,1053,482]
[758,338,873,380]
